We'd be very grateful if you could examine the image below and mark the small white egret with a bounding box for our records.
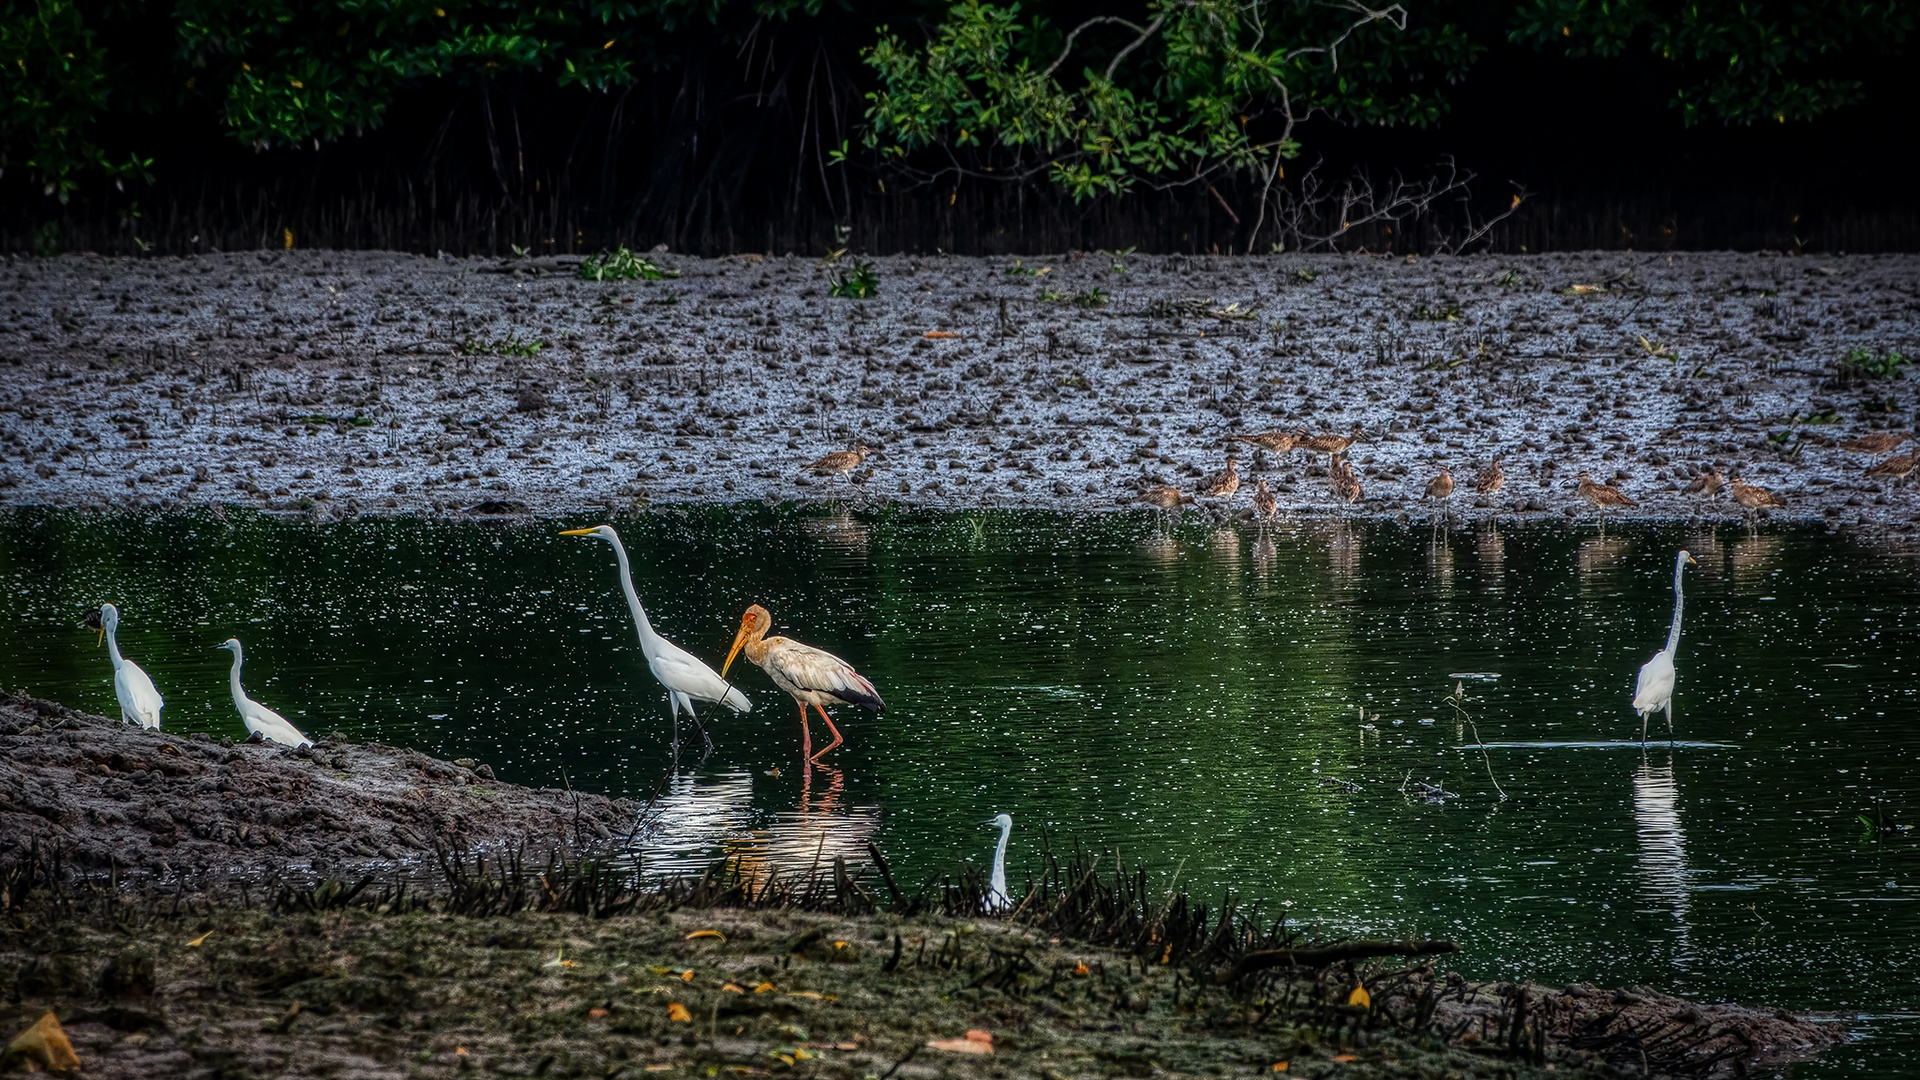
[722,603,883,762]
[215,638,309,748]
[1631,550,1699,743]
[87,603,163,730]
[560,525,749,750]
[984,813,1014,912]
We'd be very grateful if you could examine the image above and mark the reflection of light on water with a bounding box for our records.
[633,768,881,889]
[1632,756,1692,963]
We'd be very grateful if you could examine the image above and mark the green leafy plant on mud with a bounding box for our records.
[1838,347,1910,381]
[578,247,680,282]
[828,260,879,299]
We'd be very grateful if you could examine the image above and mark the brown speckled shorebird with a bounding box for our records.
[1200,455,1241,506]
[1473,458,1505,497]
[805,445,874,491]
[1329,454,1363,509]
[1576,471,1636,533]
[1683,467,1726,500]
[1233,431,1300,455]
[1139,485,1194,510]
[1425,465,1455,530]
[1729,476,1786,526]
[1252,477,1278,527]
[1300,423,1364,458]
[1840,431,1911,456]
[1865,452,1916,487]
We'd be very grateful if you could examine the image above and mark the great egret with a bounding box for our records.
[722,604,883,763]
[984,813,1013,912]
[215,638,309,747]
[560,525,750,749]
[86,604,162,730]
[1631,550,1699,743]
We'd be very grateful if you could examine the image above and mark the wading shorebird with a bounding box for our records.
[1865,452,1917,487]
[805,446,875,491]
[1424,465,1455,531]
[1232,431,1300,455]
[1683,467,1726,501]
[1200,455,1241,507]
[1576,471,1637,533]
[1839,431,1911,456]
[214,638,309,748]
[1139,485,1193,510]
[1329,454,1363,509]
[723,604,883,763]
[1299,423,1364,458]
[1631,550,1699,744]
[1728,476,1786,526]
[1252,477,1278,528]
[85,604,163,730]
[561,525,750,753]
[1473,458,1505,498]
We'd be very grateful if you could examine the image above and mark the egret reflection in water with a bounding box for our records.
[1631,754,1692,963]
[635,767,880,891]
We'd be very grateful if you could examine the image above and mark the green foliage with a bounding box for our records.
[1511,0,1915,125]
[0,0,152,202]
[578,247,680,281]
[1839,347,1910,380]
[828,259,879,298]
[859,0,1479,199]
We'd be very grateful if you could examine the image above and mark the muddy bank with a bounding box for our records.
[0,885,1845,1080]
[0,249,1914,528]
[0,690,639,883]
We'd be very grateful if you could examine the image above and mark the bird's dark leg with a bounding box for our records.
[796,699,812,761]
[808,703,844,762]
[1640,710,1649,744]
[1666,703,1675,745]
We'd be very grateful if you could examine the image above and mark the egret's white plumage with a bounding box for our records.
[723,603,883,762]
[94,603,163,730]
[216,638,309,748]
[985,813,1013,912]
[561,526,750,743]
[1632,550,1698,742]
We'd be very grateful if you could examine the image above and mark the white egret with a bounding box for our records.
[722,604,883,763]
[984,813,1013,912]
[560,525,750,750]
[87,604,163,730]
[1631,550,1699,742]
[215,638,309,748]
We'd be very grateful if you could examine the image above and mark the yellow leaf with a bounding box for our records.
[650,966,675,975]
[588,1007,609,1019]
[1072,961,1090,976]
[6,1012,80,1072]
[288,79,303,88]
[752,982,777,993]
[786,990,824,1000]
[685,930,727,942]
[604,39,616,49]
[282,228,294,250]
[833,940,849,950]
[455,1047,468,1056]
[1271,1063,1289,1073]
[791,1048,813,1060]
[667,1002,692,1023]
[680,969,695,982]
[1348,985,1371,1009]
[1332,1053,1357,1062]
[187,930,214,947]
[722,983,744,994]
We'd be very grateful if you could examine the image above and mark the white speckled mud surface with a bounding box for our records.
[1,250,1914,528]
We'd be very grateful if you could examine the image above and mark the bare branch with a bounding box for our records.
[1107,2,1196,83]
[1043,16,1147,80]
[1284,1,1407,74]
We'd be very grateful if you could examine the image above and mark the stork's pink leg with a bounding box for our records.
[795,698,812,761]
[808,703,844,762]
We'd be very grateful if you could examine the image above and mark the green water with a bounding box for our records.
[2,507,1917,1074]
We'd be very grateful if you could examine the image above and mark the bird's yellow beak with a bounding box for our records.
[95,626,104,647]
[722,624,748,680]
[1685,554,1699,565]
[558,527,596,537]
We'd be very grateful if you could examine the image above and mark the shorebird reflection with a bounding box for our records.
[801,509,870,557]
[1631,754,1692,962]
[631,768,881,893]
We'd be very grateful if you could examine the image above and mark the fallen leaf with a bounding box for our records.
[543,949,577,968]
[644,1066,673,1073]
[722,983,746,994]
[650,965,675,975]
[1072,961,1090,976]
[455,1047,469,1057]
[1271,1063,1289,1073]
[685,930,726,942]
[1332,1053,1357,1063]
[791,1048,814,1061]
[752,981,777,993]
[786,990,824,1000]
[667,1003,692,1023]
[680,969,695,982]
[833,940,849,950]
[187,930,214,947]
[5,1012,80,1072]
[926,1029,994,1054]
[923,331,959,339]
[588,1008,609,1019]
[1348,985,1371,1009]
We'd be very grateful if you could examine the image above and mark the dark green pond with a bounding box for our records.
[3,508,1917,1075]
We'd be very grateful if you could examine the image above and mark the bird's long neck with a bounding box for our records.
[605,533,665,655]
[227,648,249,711]
[104,621,126,671]
[1665,556,1687,654]
[990,821,1011,897]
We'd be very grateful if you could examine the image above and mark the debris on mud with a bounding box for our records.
[0,250,1913,530]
